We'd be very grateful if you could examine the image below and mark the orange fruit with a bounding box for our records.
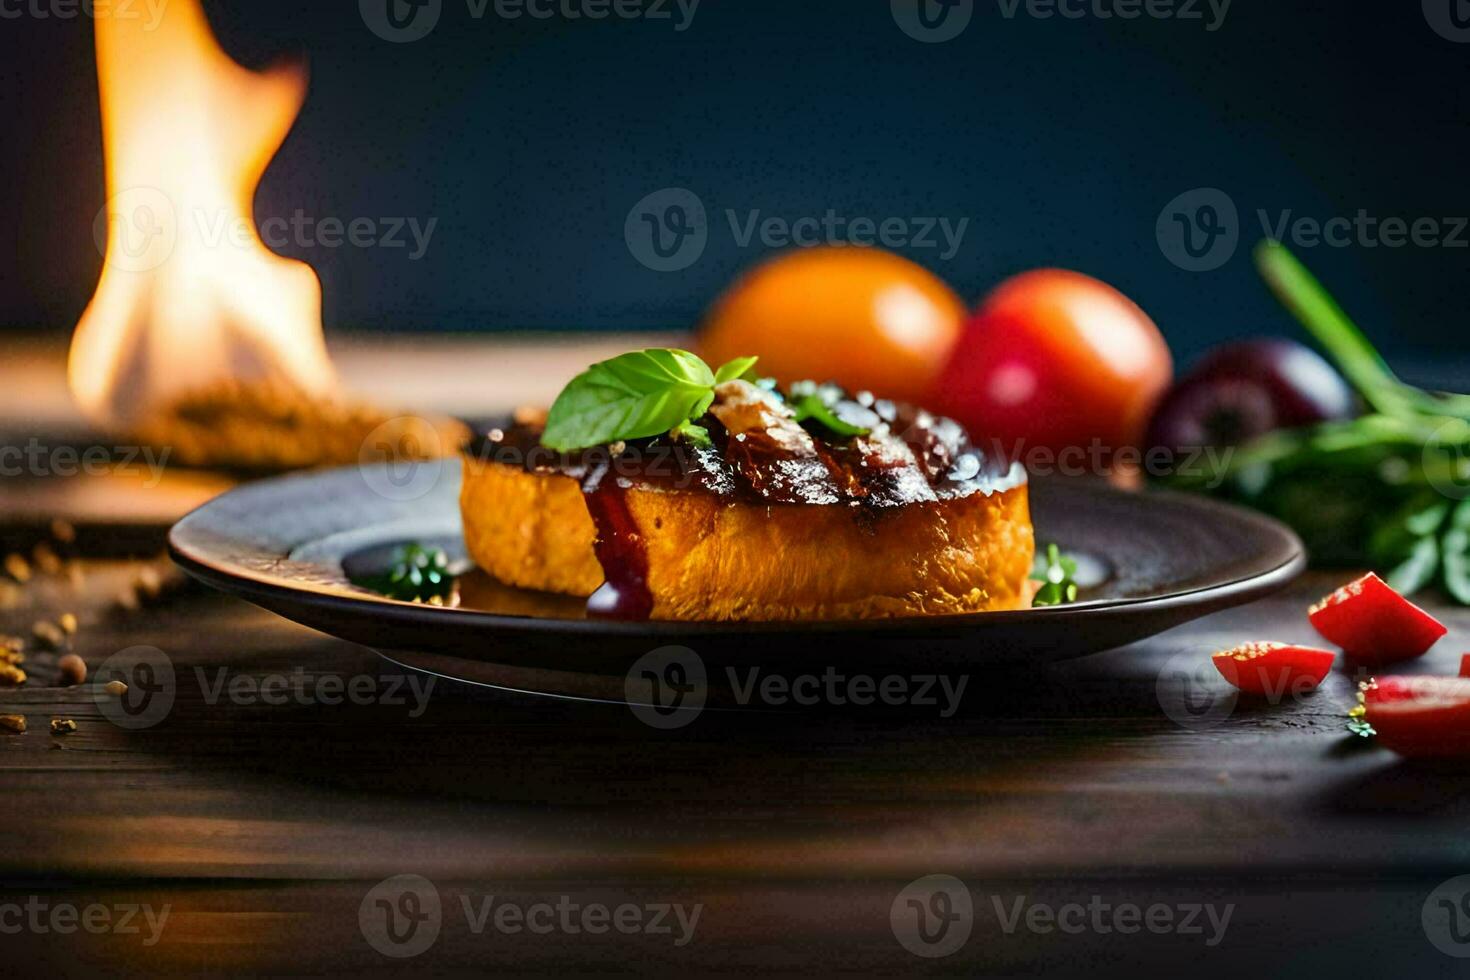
[699,247,965,403]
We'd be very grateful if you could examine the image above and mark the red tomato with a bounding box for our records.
[1308,573,1447,666]
[1461,654,1470,678]
[1211,641,1336,697]
[1364,676,1470,759]
[934,270,1172,456]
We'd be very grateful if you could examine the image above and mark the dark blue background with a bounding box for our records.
[3,0,1468,367]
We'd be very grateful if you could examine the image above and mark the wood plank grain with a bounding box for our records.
[3,564,1470,889]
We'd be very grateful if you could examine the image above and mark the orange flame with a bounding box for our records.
[69,0,337,430]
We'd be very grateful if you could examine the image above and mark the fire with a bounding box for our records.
[69,0,337,431]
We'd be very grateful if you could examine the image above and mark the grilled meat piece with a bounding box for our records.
[460,380,1033,621]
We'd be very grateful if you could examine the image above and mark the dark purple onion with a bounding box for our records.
[1146,338,1355,453]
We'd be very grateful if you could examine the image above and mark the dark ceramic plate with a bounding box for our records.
[169,458,1303,701]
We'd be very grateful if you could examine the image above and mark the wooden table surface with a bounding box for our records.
[4,337,1470,976]
[4,555,1470,976]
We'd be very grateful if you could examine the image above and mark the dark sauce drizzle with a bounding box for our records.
[464,390,1025,620]
[580,463,654,621]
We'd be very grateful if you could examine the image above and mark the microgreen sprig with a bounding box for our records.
[1031,543,1080,607]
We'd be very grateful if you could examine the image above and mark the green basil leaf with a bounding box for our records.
[587,348,715,392]
[542,349,717,451]
[714,355,759,384]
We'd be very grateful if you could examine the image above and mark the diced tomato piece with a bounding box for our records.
[1363,676,1470,758]
[1211,641,1336,697]
[1460,654,1470,679]
[1308,572,1447,665]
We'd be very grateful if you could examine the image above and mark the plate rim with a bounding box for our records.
[167,463,1306,637]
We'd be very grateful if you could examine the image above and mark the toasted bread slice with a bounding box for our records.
[460,381,1033,621]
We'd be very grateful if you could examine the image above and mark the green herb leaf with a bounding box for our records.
[785,382,872,438]
[1443,505,1470,603]
[1385,535,1439,596]
[1254,241,1470,421]
[789,394,870,438]
[352,543,456,603]
[1254,240,1415,417]
[669,418,713,448]
[542,349,722,451]
[714,356,760,384]
[1031,543,1080,607]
